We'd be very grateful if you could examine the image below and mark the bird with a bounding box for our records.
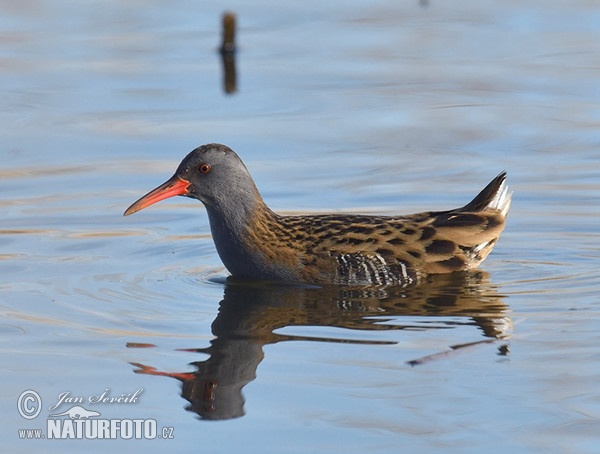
[124,144,511,287]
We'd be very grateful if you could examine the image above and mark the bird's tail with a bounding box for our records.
[460,171,511,217]
[423,172,512,274]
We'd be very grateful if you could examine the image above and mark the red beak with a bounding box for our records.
[124,176,190,216]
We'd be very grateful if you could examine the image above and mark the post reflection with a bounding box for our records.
[219,11,237,94]
[130,270,510,420]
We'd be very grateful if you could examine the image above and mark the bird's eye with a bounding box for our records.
[199,163,211,174]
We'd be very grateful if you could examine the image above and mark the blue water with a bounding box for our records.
[2,1,600,453]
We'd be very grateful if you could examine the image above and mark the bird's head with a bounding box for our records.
[124,143,257,216]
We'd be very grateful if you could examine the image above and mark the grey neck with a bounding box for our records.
[204,185,272,279]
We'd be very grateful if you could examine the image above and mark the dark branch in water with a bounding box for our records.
[220,12,236,54]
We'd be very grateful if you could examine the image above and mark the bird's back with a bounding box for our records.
[268,172,511,286]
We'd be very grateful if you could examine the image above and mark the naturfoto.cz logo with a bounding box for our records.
[17,389,175,441]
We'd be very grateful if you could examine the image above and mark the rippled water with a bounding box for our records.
[2,1,600,452]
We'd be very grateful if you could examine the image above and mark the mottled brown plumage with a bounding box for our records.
[124,144,511,287]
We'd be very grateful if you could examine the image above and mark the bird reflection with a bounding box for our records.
[130,270,510,420]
